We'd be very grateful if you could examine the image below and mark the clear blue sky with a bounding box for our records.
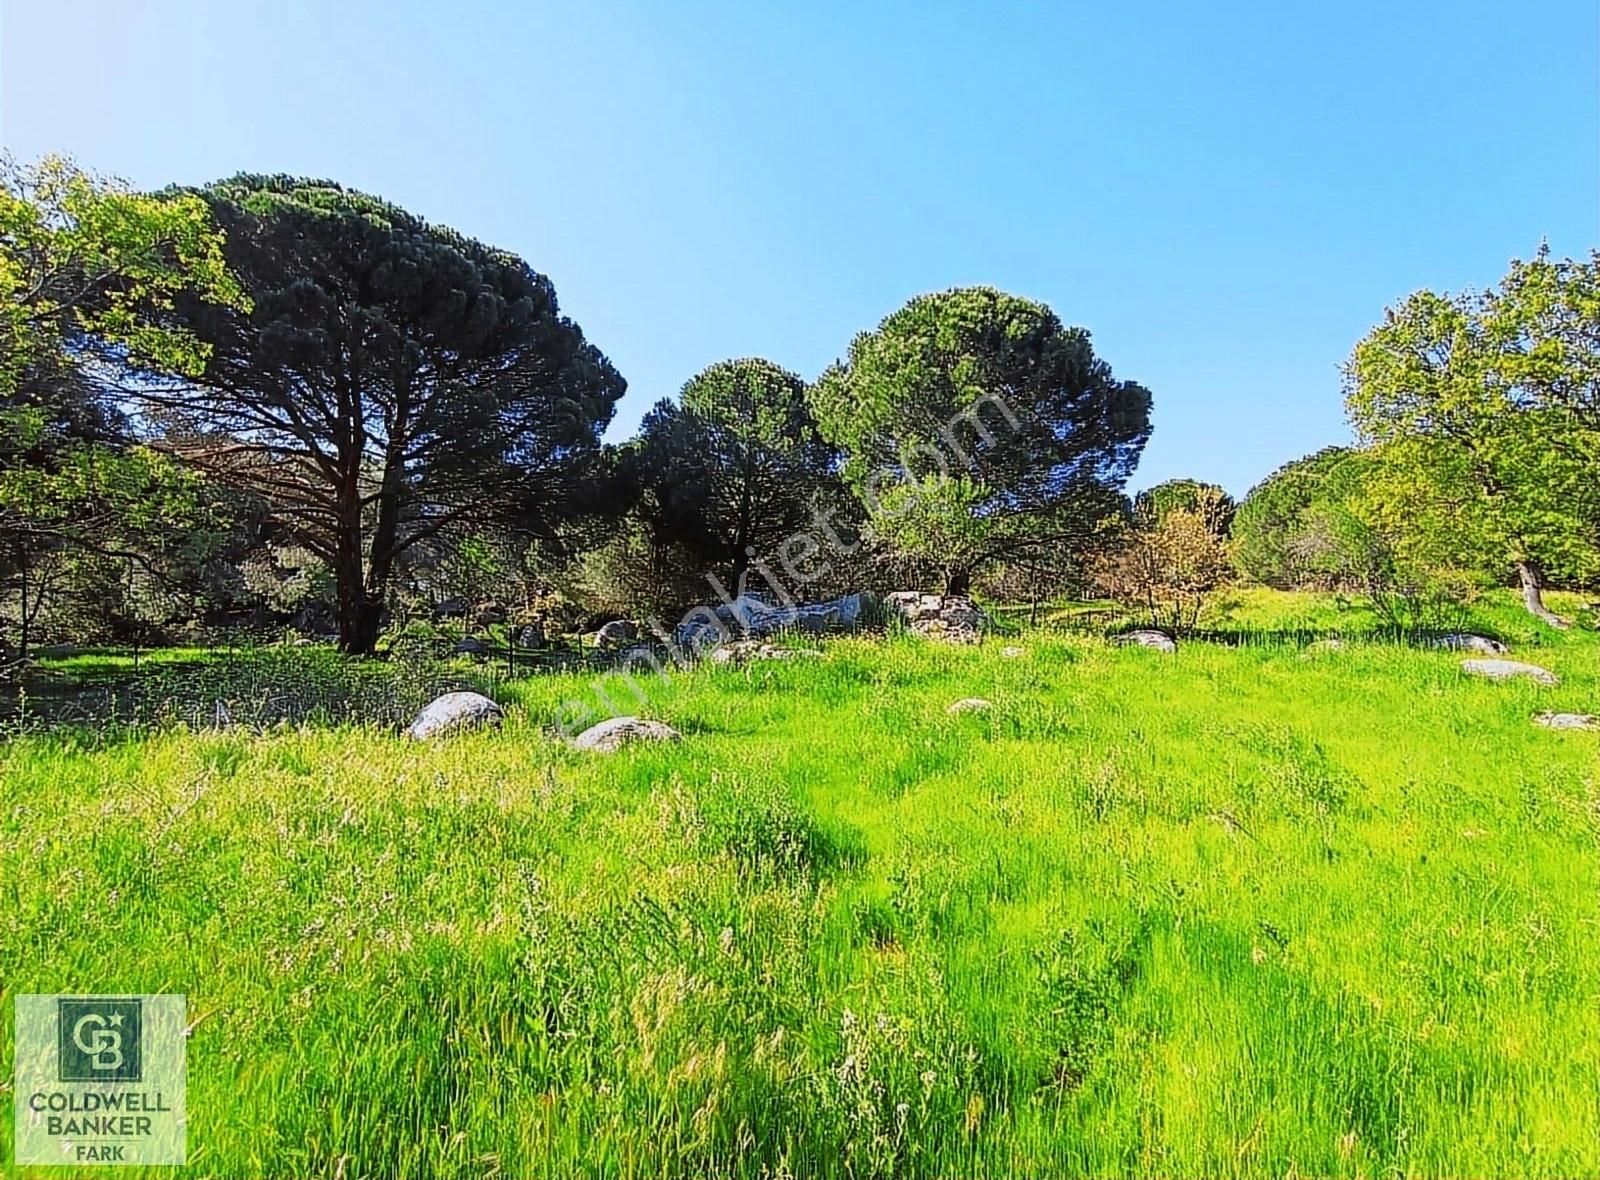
[3,1,1596,493]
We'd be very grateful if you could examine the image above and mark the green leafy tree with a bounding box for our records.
[810,286,1152,595]
[1346,276,1600,626]
[1095,487,1233,636]
[128,176,626,654]
[1134,479,1235,534]
[1,156,244,659]
[1232,447,1360,588]
[632,358,847,597]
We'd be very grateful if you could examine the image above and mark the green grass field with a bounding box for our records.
[3,592,1598,1178]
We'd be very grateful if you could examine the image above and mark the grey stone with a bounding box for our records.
[572,716,681,752]
[1001,645,1026,658]
[947,697,992,714]
[406,691,504,740]
[453,636,489,656]
[1461,658,1558,686]
[674,592,876,650]
[1430,633,1508,655]
[595,619,640,649]
[885,591,988,643]
[1534,712,1599,731]
[1114,629,1178,653]
[711,640,788,665]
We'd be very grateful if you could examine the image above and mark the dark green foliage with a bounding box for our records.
[138,176,625,653]
[630,358,849,596]
[811,287,1152,594]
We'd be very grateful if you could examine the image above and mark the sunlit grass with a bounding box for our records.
[3,591,1597,1177]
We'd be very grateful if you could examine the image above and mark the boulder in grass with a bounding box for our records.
[674,592,877,650]
[572,716,681,752]
[1114,629,1177,653]
[406,691,503,740]
[1461,658,1558,686]
[594,619,640,649]
[947,697,992,714]
[709,640,817,665]
[1430,633,1508,655]
[1534,712,1599,731]
[1001,645,1026,659]
[885,591,988,644]
[453,636,489,656]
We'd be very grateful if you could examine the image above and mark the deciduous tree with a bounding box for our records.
[1346,275,1600,626]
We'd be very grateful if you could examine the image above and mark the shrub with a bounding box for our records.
[1094,489,1233,635]
[568,517,708,621]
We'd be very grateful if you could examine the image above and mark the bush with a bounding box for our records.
[1094,490,1233,635]
[569,517,708,622]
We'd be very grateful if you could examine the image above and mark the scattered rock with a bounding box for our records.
[515,624,547,649]
[406,691,504,740]
[885,591,988,643]
[453,636,489,656]
[571,716,681,752]
[616,644,663,669]
[947,697,992,714]
[1000,645,1026,659]
[675,592,876,650]
[1430,633,1508,655]
[708,639,817,665]
[1534,712,1599,731]
[434,596,468,619]
[1461,658,1558,686]
[1308,638,1346,652]
[594,619,640,649]
[475,600,507,627]
[1114,629,1178,653]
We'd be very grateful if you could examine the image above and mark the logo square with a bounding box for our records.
[56,997,143,1083]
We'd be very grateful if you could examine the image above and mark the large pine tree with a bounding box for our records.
[131,176,626,653]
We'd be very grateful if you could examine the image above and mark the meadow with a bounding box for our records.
[2,591,1597,1178]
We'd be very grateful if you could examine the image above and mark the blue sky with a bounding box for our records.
[3,0,1595,493]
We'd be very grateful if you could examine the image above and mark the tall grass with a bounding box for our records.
[2,592,1597,1177]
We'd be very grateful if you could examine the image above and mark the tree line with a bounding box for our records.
[3,157,1597,660]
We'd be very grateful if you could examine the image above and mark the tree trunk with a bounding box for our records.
[17,547,30,663]
[334,513,383,655]
[1516,560,1570,628]
[944,566,972,596]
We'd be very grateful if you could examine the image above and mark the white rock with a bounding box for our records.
[572,716,681,752]
[1534,712,1599,731]
[406,692,504,740]
[1461,658,1558,686]
[947,697,992,714]
[1431,633,1508,655]
[1114,629,1178,653]
[675,592,875,650]
[1001,646,1026,659]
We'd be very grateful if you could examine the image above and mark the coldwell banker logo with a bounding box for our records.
[58,998,143,1083]
[13,994,186,1166]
